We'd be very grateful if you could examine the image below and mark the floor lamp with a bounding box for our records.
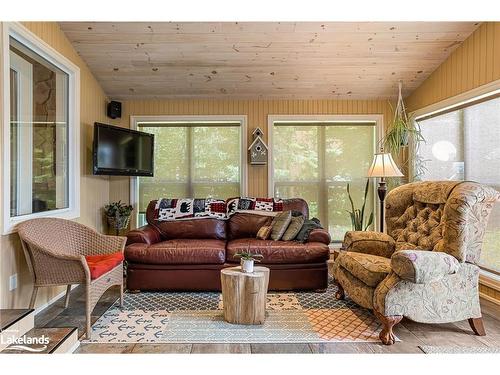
[367,151,403,233]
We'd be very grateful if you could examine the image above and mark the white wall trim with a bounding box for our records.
[412,79,500,120]
[1,22,80,234]
[9,49,33,216]
[129,115,248,228]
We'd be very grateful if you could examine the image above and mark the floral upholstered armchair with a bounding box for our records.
[332,181,499,345]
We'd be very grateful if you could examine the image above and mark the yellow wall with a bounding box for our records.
[109,99,393,205]
[406,22,500,305]
[0,22,119,309]
[406,22,500,111]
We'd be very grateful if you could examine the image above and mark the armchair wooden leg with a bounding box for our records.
[29,286,39,309]
[64,285,72,308]
[469,317,486,336]
[334,281,345,300]
[374,310,402,345]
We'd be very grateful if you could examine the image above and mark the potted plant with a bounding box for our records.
[382,80,425,186]
[233,252,264,273]
[346,179,373,231]
[104,201,133,235]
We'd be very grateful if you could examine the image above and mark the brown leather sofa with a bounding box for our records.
[125,198,331,291]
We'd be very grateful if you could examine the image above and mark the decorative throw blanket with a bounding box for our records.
[226,197,283,216]
[155,198,227,221]
[154,197,284,222]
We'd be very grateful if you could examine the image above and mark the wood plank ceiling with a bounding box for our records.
[59,22,480,100]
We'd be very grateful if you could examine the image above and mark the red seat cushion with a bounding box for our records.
[85,252,124,280]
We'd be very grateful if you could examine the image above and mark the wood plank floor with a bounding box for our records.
[34,285,500,354]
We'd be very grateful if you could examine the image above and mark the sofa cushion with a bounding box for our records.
[336,252,391,287]
[152,218,226,240]
[227,213,273,239]
[256,225,273,240]
[282,198,309,218]
[85,251,124,280]
[226,238,329,264]
[282,215,305,241]
[125,239,226,265]
[270,211,292,240]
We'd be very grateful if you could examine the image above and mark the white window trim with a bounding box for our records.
[9,49,33,216]
[410,78,500,293]
[412,79,500,121]
[1,22,80,234]
[129,115,248,229]
[267,114,384,230]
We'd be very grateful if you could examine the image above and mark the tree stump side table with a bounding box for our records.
[220,266,270,325]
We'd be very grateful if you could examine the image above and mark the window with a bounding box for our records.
[134,117,247,226]
[416,94,500,274]
[270,118,378,241]
[2,23,80,234]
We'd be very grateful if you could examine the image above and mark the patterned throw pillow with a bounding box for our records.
[270,211,292,241]
[281,215,305,241]
[256,225,273,240]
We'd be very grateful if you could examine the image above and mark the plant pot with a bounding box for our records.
[241,259,254,273]
[400,130,409,146]
[106,214,131,232]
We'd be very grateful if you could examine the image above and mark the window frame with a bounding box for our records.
[1,22,80,234]
[267,114,384,233]
[130,115,248,229]
[411,79,500,287]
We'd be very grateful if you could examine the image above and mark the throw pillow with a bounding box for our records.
[281,215,305,241]
[270,211,292,241]
[256,225,273,240]
[295,217,323,243]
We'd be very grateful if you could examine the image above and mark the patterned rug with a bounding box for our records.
[85,283,392,344]
[420,346,500,354]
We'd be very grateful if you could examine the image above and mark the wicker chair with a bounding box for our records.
[18,218,126,339]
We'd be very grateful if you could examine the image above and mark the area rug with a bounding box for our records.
[84,283,393,344]
[420,346,500,354]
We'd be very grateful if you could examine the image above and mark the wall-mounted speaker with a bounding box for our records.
[107,101,122,119]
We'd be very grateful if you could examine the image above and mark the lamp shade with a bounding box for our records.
[367,152,404,178]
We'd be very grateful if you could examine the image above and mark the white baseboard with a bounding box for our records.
[34,285,79,315]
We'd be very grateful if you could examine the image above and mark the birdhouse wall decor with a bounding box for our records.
[248,127,268,165]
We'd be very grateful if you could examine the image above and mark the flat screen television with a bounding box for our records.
[93,122,154,176]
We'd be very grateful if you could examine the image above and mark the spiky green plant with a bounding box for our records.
[346,179,373,231]
[233,252,264,262]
